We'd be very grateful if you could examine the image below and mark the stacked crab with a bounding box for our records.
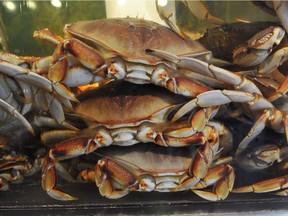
[0,0,287,202]
[0,135,38,192]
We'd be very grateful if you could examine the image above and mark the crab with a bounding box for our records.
[0,135,37,191]
[36,81,234,200]
[47,135,234,201]
[158,0,288,99]
[30,18,213,95]
[19,17,268,94]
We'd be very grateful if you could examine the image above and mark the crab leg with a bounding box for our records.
[46,126,206,163]
[0,60,78,124]
[267,76,288,102]
[42,160,77,201]
[42,105,220,154]
[146,49,263,95]
[0,61,76,102]
[41,35,212,98]
[232,175,288,195]
[171,89,287,154]
[156,0,224,41]
[43,105,221,160]
[0,98,34,134]
[0,73,34,133]
[33,28,64,46]
[192,164,235,201]
[175,135,220,193]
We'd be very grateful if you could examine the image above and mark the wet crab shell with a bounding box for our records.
[64,18,208,65]
[74,82,188,128]
[95,144,197,176]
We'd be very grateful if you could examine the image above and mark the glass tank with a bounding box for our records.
[0,1,287,215]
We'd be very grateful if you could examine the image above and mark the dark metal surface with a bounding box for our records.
[0,174,288,215]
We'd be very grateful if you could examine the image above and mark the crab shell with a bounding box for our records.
[64,18,208,66]
[80,144,235,201]
[74,82,187,129]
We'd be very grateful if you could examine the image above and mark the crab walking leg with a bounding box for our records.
[44,106,221,159]
[172,134,220,192]
[0,60,77,124]
[236,109,285,155]
[146,49,263,95]
[172,90,273,123]
[156,0,224,36]
[156,0,224,41]
[148,26,288,102]
[172,89,287,154]
[267,75,288,102]
[42,160,77,201]
[0,98,34,134]
[42,106,221,155]
[47,126,207,162]
[33,28,64,46]
[232,175,288,195]
[180,0,225,25]
[192,164,235,201]
[0,60,76,103]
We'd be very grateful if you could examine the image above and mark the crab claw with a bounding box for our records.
[236,143,287,171]
[233,26,285,68]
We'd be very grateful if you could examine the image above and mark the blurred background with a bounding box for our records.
[0,0,277,56]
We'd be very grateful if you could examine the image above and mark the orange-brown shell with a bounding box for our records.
[74,82,187,125]
[64,18,207,64]
[97,145,196,174]
[75,94,178,125]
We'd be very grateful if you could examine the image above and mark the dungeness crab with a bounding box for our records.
[40,82,229,201]
[78,144,235,201]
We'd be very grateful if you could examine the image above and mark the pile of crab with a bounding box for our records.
[0,0,288,202]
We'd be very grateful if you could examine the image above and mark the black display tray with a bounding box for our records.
[0,174,288,215]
